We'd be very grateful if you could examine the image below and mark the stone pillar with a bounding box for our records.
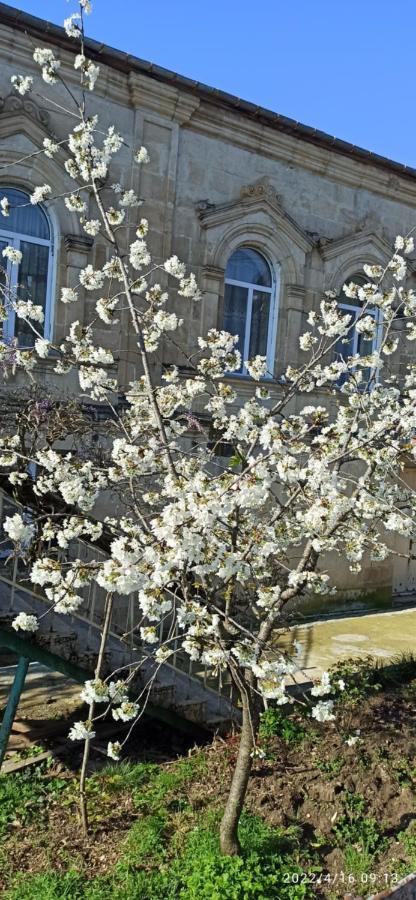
[200,265,225,336]
[54,233,93,341]
[278,284,307,372]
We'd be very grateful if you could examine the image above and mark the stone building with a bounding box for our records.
[1,2,416,602]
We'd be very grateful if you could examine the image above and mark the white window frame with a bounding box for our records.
[337,299,383,388]
[224,252,279,378]
[0,210,54,347]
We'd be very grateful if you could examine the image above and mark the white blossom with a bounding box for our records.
[4,513,34,544]
[119,190,140,208]
[34,338,50,358]
[107,741,122,760]
[60,288,78,304]
[135,146,150,164]
[79,266,105,291]
[74,54,100,90]
[68,721,96,741]
[395,235,414,254]
[43,138,59,158]
[112,701,139,722]
[311,671,332,697]
[64,13,81,38]
[2,246,22,264]
[164,255,186,279]
[129,240,151,270]
[65,194,87,213]
[96,296,119,324]
[15,301,44,323]
[311,700,335,722]
[33,47,61,83]
[136,218,149,238]
[106,207,125,226]
[11,74,33,95]
[140,626,159,644]
[245,356,267,380]
[299,332,317,351]
[80,679,109,704]
[30,184,51,205]
[81,218,101,236]
[12,612,38,633]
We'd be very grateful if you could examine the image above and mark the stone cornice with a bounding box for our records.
[201,264,225,281]
[286,284,307,299]
[191,104,416,209]
[64,233,94,253]
[2,8,416,207]
[318,227,393,262]
[128,72,200,123]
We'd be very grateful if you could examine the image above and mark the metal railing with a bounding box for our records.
[0,489,237,710]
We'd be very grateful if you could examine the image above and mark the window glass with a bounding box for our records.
[336,273,379,386]
[223,283,247,371]
[15,242,49,347]
[0,188,49,240]
[223,247,276,377]
[225,248,272,287]
[249,291,270,358]
[0,188,52,347]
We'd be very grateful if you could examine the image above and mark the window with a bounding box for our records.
[335,273,381,386]
[0,188,53,348]
[223,247,278,376]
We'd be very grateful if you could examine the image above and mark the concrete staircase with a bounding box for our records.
[0,488,240,733]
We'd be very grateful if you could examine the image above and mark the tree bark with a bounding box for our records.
[79,593,113,836]
[220,688,259,855]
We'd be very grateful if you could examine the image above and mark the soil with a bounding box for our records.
[3,682,416,897]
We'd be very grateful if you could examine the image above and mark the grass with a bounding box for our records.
[4,660,416,899]
[1,754,317,899]
[329,652,416,708]
[0,756,67,840]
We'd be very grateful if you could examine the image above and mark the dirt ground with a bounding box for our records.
[3,672,416,897]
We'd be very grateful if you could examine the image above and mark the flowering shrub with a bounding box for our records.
[1,0,416,851]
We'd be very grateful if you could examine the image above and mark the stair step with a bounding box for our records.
[0,571,240,731]
[150,684,176,706]
[176,699,207,724]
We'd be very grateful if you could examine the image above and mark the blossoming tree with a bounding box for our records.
[2,0,416,855]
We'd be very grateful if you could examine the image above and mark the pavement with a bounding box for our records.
[279,606,416,673]
[0,662,81,719]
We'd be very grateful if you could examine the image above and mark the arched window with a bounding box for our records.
[223,247,278,376]
[335,273,381,385]
[0,187,54,348]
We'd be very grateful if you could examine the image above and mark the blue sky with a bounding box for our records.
[11,0,416,167]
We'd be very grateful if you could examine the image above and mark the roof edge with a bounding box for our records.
[1,2,415,182]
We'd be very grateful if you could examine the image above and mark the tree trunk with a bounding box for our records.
[220,692,259,855]
[79,593,113,836]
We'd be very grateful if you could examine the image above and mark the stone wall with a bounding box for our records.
[1,11,416,597]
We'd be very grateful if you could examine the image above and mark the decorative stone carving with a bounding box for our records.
[0,93,51,130]
[240,177,281,208]
[197,178,313,259]
[195,199,215,213]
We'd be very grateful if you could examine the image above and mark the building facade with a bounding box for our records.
[1,3,416,602]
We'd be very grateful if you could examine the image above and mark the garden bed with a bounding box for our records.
[2,656,416,898]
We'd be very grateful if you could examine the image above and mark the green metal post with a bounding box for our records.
[0,655,30,768]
